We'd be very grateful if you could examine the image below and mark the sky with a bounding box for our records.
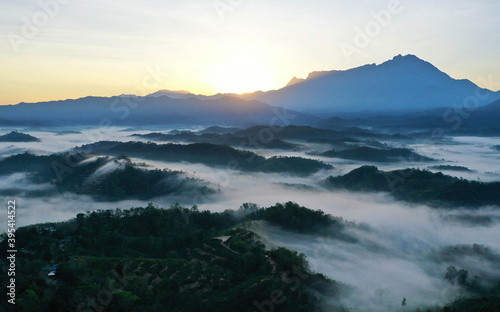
[0,0,499,105]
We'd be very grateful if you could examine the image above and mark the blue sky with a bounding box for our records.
[1,0,499,104]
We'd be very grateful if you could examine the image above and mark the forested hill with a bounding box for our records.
[0,131,40,142]
[0,152,214,201]
[325,166,500,208]
[321,146,434,163]
[77,141,333,176]
[0,203,499,311]
[0,203,346,312]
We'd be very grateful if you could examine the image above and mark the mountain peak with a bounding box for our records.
[391,54,420,61]
[383,54,431,67]
[285,77,305,87]
[306,71,334,80]
[148,89,195,99]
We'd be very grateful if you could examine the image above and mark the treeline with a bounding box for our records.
[246,201,341,233]
[325,166,500,207]
[322,146,434,163]
[428,165,473,172]
[133,131,300,150]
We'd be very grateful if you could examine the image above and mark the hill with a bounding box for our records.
[429,165,473,172]
[0,152,214,201]
[198,126,242,134]
[132,131,300,150]
[0,96,317,127]
[325,166,500,208]
[77,141,333,176]
[0,131,40,142]
[0,204,345,312]
[322,146,435,163]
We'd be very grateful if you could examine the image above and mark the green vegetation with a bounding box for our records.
[232,125,402,142]
[247,202,339,233]
[322,146,434,162]
[439,295,500,312]
[325,166,500,207]
[233,125,339,140]
[198,126,241,134]
[0,152,214,201]
[245,202,357,242]
[429,165,473,172]
[0,204,344,312]
[133,131,300,150]
[79,141,332,176]
[417,281,500,312]
[0,152,62,174]
[0,131,40,142]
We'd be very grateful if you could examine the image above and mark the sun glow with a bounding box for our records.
[211,60,279,94]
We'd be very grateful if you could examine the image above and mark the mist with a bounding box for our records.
[1,127,499,311]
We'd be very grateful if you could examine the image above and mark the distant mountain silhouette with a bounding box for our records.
[0,95,317,127]
[315,98,500,135]
[239,54,500,114]
[147,89,195,99]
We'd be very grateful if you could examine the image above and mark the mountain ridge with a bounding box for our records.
[236,54,500,114]
[0,95,318,127]
[3,55,499,122]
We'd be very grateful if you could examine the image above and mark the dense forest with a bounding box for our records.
[77,141,333,176]
[325,166,500,207]
[321,146,434,162]
[0,152,214,201]
[132,131,300,150]
[1,203,499,311]
[0,204,346,312]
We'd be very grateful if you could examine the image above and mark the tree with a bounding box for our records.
[18,289,39,312]
[457,269,469,286]
[445,266,458,284]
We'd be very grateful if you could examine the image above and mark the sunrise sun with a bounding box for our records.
[211,60,278,94]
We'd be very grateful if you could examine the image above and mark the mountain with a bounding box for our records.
[147,89,195,99]
[341,98,500,135]
[0,95,317,127]
[240,55,500,114]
